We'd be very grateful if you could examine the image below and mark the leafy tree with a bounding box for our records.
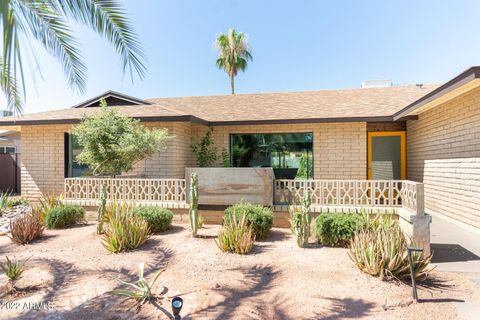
[221,148,230,167]
[1,0,146,115]
[215,28,252,94]
[70,100,169,176]
[191,127,217,167]
[296,153,313,179]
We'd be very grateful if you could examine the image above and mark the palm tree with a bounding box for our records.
[1,0,147,115]
[215,28,252,94]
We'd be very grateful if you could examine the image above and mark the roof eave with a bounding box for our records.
[0,115,208,126]
[393,66,480,120]
[71,90,151,108]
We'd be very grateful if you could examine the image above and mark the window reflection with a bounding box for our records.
[68,135,90,177]
[230,133,313,179]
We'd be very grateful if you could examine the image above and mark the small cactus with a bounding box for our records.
[296,190,311,247]
[189,173,200,237]
[97,183,107,234]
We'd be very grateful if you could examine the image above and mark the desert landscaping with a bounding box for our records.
[1,215,479,320]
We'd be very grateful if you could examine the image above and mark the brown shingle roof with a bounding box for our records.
[0,85,439,126]
[0,104,197,126]
[148,85,438,123]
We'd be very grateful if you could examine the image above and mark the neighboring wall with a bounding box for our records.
[407,87,480,228]
[20,122,194,199]
[196,122,367,179]
[0,131,21,152]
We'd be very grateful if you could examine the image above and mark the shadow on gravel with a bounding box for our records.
[184,264,288,319]
[314,297,376,319]
[16,246,174,320]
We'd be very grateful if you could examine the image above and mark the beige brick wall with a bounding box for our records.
[407,87,480,228]
[20,120,368,199]
[21,124,71,198]
[20,122,193,199]
[197,122,367,179]
[130,122,194,178]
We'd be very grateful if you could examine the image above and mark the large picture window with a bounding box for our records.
[230,132,313,179]
[65,134,90,177]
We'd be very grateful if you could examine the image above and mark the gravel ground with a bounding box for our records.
[0,222,479,319]
[0,206,31,235]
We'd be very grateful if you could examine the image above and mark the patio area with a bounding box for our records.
[62,170,432,255]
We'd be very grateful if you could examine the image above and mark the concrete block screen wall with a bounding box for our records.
[407,86,480,228]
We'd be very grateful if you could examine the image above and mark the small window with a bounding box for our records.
[65,134,91,177]
[5,147,15,154]
[0,146,15,154]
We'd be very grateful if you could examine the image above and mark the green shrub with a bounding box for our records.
[349,215,433,281]
[315,213,364,247]
[38,193,63,221]
[224,202,273,240]
[45,205,85,229]
[9,197,29,207]
[0,191,12,212]
[134,206,173,233]
[216,214,255,254]
[102,205,150,253]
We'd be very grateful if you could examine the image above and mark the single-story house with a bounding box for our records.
[0,66,479,230]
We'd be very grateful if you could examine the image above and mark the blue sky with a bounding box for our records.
[9,0,480,113]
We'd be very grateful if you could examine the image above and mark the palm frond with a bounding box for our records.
[54,0,147,80]
[14,0,87,92]
[0,0,146,114]
[0,56,23,115]
[1,1,24,115]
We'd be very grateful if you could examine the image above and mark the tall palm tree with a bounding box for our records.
[1,0,147,115]
[215,28,252,94]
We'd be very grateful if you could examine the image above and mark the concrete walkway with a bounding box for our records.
[430,214,480,319]
[430,214,480,272]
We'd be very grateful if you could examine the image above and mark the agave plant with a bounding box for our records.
[216,214,255,254]
[110,263,165,304]
[0,256,28,293]
[38,193,62,221]
[102,203,150,253]
[349,215,433,281]
[0,191,13,213]
[8,209,44,244]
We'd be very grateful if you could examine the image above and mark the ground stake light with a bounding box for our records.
[172,296,183,320]
[407,247,424,301]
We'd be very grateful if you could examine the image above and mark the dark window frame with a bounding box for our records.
[64,133,91,178]
[229,132,314,179]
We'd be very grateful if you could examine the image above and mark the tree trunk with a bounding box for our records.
[230,74,235,94]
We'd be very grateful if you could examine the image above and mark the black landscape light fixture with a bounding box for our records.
[171,296,183,320]
[407,247,424,301]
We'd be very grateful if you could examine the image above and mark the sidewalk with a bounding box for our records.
[430,214,480,272]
